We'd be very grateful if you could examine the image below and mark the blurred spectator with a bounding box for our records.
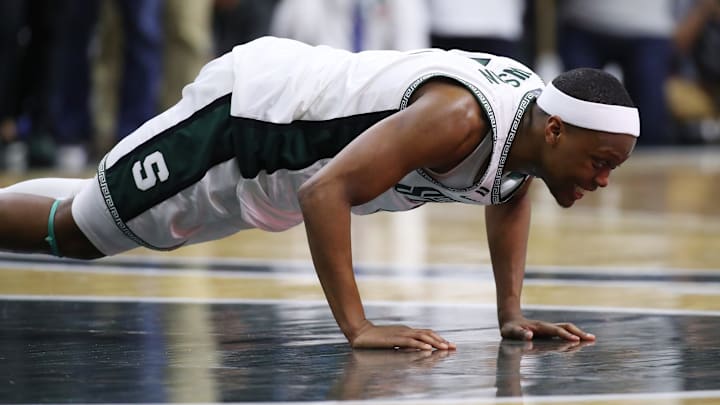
[161,0,214,110]
[93,0,213,157]
[427,0,527,62]
[667,0,720,144]
[0,0,64,171]
[270,0,428,51]
[51,0,163,172]
[557,0,676,146]
[92,1,123,159]
[214,0,280,55]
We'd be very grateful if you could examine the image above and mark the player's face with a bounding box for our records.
[540,124,636,208]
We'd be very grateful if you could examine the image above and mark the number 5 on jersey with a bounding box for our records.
[132,151,170,191]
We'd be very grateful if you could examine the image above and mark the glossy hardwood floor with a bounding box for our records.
[1,146,719,404]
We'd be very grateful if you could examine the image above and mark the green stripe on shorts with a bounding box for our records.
[101,94,396,226]
[103,95,236,222]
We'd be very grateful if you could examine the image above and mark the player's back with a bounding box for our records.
[227,36,541,126]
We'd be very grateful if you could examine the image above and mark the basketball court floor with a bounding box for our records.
[1,146,719,404]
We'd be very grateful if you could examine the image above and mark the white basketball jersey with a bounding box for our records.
[88,37,544,253]
[225,37,543,226]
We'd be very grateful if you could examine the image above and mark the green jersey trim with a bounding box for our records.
[491,90,538,204]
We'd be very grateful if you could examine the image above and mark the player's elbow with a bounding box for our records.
[298,177,339,212]
[297,179,319,209]
[298,176,358,220]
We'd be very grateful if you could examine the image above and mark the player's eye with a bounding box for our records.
[592,159,618,171]
[592,160,610,170]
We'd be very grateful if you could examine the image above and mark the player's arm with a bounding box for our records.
[485,180,595,341]
[298,80,481,350]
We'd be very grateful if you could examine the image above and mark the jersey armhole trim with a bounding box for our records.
[398,73,498,194]
[491,89,540,204]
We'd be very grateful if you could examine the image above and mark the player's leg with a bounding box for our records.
[0,177,102,258]
[0,44,239,259]
[0,192,103,259]
[0,171,151,259]
[4,49,240,259]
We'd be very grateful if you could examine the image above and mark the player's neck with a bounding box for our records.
[504,103,544,176]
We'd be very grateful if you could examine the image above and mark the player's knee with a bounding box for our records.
[54,199,105,260]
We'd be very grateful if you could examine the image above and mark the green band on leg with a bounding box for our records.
[44,199,62,257]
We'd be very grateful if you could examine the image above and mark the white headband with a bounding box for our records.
[536,82,640,137]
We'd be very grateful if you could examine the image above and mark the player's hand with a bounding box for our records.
[350,321,456,350]
[499,316,596,342]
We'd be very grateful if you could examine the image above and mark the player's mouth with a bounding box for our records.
[573,185,588,200]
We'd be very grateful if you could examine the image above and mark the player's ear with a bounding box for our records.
[544,115,564,146]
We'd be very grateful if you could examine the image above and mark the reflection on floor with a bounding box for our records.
[2,297,720,404]
[1,256,720,405]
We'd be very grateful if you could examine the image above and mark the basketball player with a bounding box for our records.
[0,37,639,350]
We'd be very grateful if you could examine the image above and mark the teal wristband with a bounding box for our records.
[44,199,62,257]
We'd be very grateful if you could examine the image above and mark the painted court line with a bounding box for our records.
[1,252,719,275]
[2,294,720,317]
[2,256,719,286]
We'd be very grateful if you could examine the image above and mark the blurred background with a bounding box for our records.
[1,0,719,174]
[1,4,719,403]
